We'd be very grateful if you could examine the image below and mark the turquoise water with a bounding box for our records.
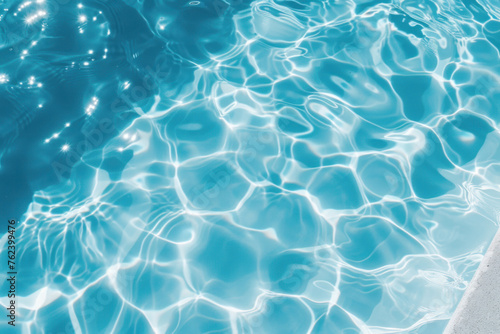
[1,0,500,333]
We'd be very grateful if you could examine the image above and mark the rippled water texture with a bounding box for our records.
[1,0,500,333]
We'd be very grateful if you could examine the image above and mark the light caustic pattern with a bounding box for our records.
[1,0,500,333]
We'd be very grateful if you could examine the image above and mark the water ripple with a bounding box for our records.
[1,0,500,333]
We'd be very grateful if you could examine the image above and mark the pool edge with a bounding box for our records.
[444,229,500,334]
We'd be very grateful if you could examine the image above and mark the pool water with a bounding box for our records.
[1,0,500,333]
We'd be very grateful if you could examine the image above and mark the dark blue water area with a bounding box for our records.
[0,0,253,225]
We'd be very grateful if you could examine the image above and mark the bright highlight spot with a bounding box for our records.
[85,97,99,115]
[25,10,46,24]
[0,74,9,84]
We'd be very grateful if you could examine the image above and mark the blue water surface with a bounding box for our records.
[1,0,500,333]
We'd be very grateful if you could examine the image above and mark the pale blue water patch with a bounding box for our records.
[0,0,500,333]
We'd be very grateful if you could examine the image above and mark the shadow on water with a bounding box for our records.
[0,0,253,225]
